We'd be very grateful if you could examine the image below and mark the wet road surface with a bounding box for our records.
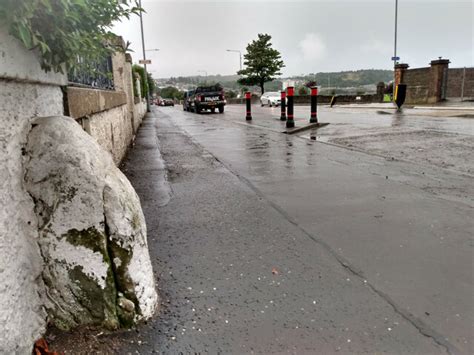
[117,105,472,354]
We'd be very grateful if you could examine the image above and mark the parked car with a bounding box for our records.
[183,90,194,111]
[160,98,174,106]
[190,84,226,113]
[260,92,281,107]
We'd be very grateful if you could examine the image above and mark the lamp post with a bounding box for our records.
[146,48,160,78]
[393,0,399,89]
[226,49,242,71]
[197,70,208,82]
[138,0,151,112]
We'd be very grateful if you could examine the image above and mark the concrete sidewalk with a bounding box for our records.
[108,109,448,354]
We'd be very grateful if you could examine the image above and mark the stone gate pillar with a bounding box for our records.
[394,63,409,87]
[428,58,450,103]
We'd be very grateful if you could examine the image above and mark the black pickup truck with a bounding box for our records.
[190,84,226,114]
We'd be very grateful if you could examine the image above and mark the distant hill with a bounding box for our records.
[289,69,393,88]
[156,69,394,94]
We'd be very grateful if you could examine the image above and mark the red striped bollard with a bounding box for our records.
[286,86,295,128]
[245,92,252,121]
[280,91,286,121]
[310,87,318,123]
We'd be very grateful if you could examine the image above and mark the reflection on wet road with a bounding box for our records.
[161,104,473,354]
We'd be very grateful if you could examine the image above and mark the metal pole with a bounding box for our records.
[226,49,242,72]
[286,87,295,128]
[393,0,398,95]
[245,92,252,121]
[310,87,318,123]
[138,0,150,112]
[461,67,466,101]
[280,91,286,121]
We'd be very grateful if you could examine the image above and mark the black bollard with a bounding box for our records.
[394,84,407,110]
[280,91,286,121]
[245,91,252,120]
[310,87,318,123]
[286,86,295,128]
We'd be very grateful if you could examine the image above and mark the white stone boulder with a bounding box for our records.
[24,116,158,329]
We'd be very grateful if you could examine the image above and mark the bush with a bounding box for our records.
[298,86,309,96]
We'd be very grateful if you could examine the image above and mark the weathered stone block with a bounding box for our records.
[66,86,127,119]
[24,116,158,330]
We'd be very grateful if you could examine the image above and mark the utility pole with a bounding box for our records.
[138,0,150,112]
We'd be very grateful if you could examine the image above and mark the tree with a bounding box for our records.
[237,34,285,95]
[147,72,156,96]
[158,86,184,100]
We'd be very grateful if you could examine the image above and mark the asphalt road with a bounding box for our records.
[114,104,472,354]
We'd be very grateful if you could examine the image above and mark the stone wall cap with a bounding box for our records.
[430,58,450,65]
[395,63,409,69]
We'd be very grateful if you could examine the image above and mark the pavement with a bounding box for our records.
[95,103,473,354]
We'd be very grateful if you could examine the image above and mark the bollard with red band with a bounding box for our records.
[286,86,295,128]
[310,86,318,123]
[280,91,286,121]
[245,91,252,120]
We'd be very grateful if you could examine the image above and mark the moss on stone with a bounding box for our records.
[68,265,120,330]
[108,240,139,314]
[65,227,108,258]
[57,228,140,329]
[60,228,122,329]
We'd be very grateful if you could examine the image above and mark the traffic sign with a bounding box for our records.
[139,59,151,64]
[391,56,400,61]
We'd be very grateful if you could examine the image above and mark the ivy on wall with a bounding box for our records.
[132,64,155,98]
[0,0,142,73]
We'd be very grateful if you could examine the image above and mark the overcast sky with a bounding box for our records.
[113,0,473,78]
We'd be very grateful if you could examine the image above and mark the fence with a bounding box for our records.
[68,55,115,90]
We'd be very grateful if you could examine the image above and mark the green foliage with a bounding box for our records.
[237,34,285,94]
[226,90,237,99]
[147,72,156,95]
[0,0,142,73]
[291,70,393,88]
[158,86,184,100]
[132,64,150,97]
[297,86,309,96]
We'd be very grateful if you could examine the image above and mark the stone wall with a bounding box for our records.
[402,68,430,104]
[0,27,66,354]
[0,29,153,353]
[65,42,146,164]
[447,67,474,99]
[395,59,451,104]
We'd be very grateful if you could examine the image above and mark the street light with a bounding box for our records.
[146,49,160,77]
[197,70,208,82]
[393,0,399,88]
[138,0,151,112]
[226,49,242,71]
